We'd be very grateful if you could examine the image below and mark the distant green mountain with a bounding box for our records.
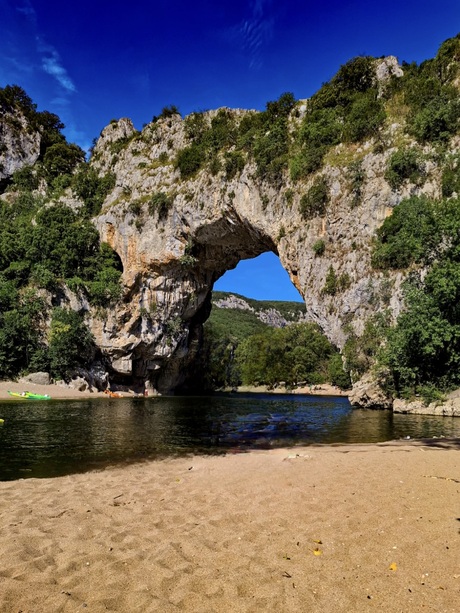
[210,291,306,340]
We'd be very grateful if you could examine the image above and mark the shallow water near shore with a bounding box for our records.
[1,392,460,480]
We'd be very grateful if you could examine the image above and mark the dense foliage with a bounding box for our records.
[236,323,348,388]
[0,85,122,381]
[371,196,439,270]
[48,308,96,379]
[0,190,121,379]
[291,56,386,181]
[371,193,460,400]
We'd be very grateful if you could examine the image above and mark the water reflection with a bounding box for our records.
[0,393,459,481]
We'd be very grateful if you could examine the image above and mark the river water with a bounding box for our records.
[1,393,459,481]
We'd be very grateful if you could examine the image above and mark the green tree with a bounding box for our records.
[342,91,385,142]
[235,323,337,388]
[0,287,47,378]
[385,148,423,189]
[48,308,95,379]
[72,166,116,216]
[42,142,85,178]
[0,310,30,377]
[26,204,100,278]
[328,354,351,389]
[175,143,204,178]
[323,265,338,296]
[374,195,460,398]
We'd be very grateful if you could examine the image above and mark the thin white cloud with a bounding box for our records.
[2,0,87,148]
[1,54,34,74]
[64,124,92,154]
[13,1,77,93]
[40,43,76,92]
[238,0,274,69]
[16,0,37,24]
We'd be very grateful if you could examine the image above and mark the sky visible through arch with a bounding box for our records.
[1,0,459,301]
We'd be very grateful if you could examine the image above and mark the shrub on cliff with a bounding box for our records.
[299,177,329,219]
[250,93,295,183]
[385,148,424,189]
[224,151,245,180]
[408,94,460,143]
[371,196,438,269]
[399,41,460,144]
[152,105,180,122]
[149,191,173,218]
[175,143,204,178]
[441,155,460,197]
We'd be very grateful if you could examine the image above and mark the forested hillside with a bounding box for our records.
[184,292,351,391]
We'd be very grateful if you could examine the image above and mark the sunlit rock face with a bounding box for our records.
[0,111,40,185]
[0,58,451,396]
[87,95,442,394]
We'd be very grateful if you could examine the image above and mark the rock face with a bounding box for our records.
[18,372,51,386]
[84,87,442,394]
[393,398,460,417]
[2,59,449,399]
[213,293,306,328]
[348,373,393,410]
[0,111,40,185]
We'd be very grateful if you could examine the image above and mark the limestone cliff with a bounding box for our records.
[212,293,307,328]
[2,49,458,400]
[82,56,443,394]
[0,109,40,187]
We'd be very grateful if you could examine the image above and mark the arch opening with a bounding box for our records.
[173,252,323,394]
[214,252,304,302]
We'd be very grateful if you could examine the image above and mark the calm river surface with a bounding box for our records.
[1,393,460,481]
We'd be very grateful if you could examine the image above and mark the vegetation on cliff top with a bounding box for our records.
[174,34,460,192]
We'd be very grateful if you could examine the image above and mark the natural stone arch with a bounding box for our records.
[90,111,425,393]
[97,208,285,393]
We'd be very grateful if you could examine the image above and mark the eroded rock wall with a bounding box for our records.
[86,98,442,393]
[0,112,40,184]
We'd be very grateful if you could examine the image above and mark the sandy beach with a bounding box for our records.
[0,440,459,612]
[0,380,109,401]
[236,384,349,397]
[0,380,349,402]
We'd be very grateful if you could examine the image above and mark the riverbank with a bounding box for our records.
[0,380,113,400]
[0,380,350,401]
[0,440,459,612]
[236,383,350,397]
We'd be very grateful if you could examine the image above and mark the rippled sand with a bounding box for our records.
[0,440,459,612]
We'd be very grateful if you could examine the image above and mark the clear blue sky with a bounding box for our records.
[1,0,459,301]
